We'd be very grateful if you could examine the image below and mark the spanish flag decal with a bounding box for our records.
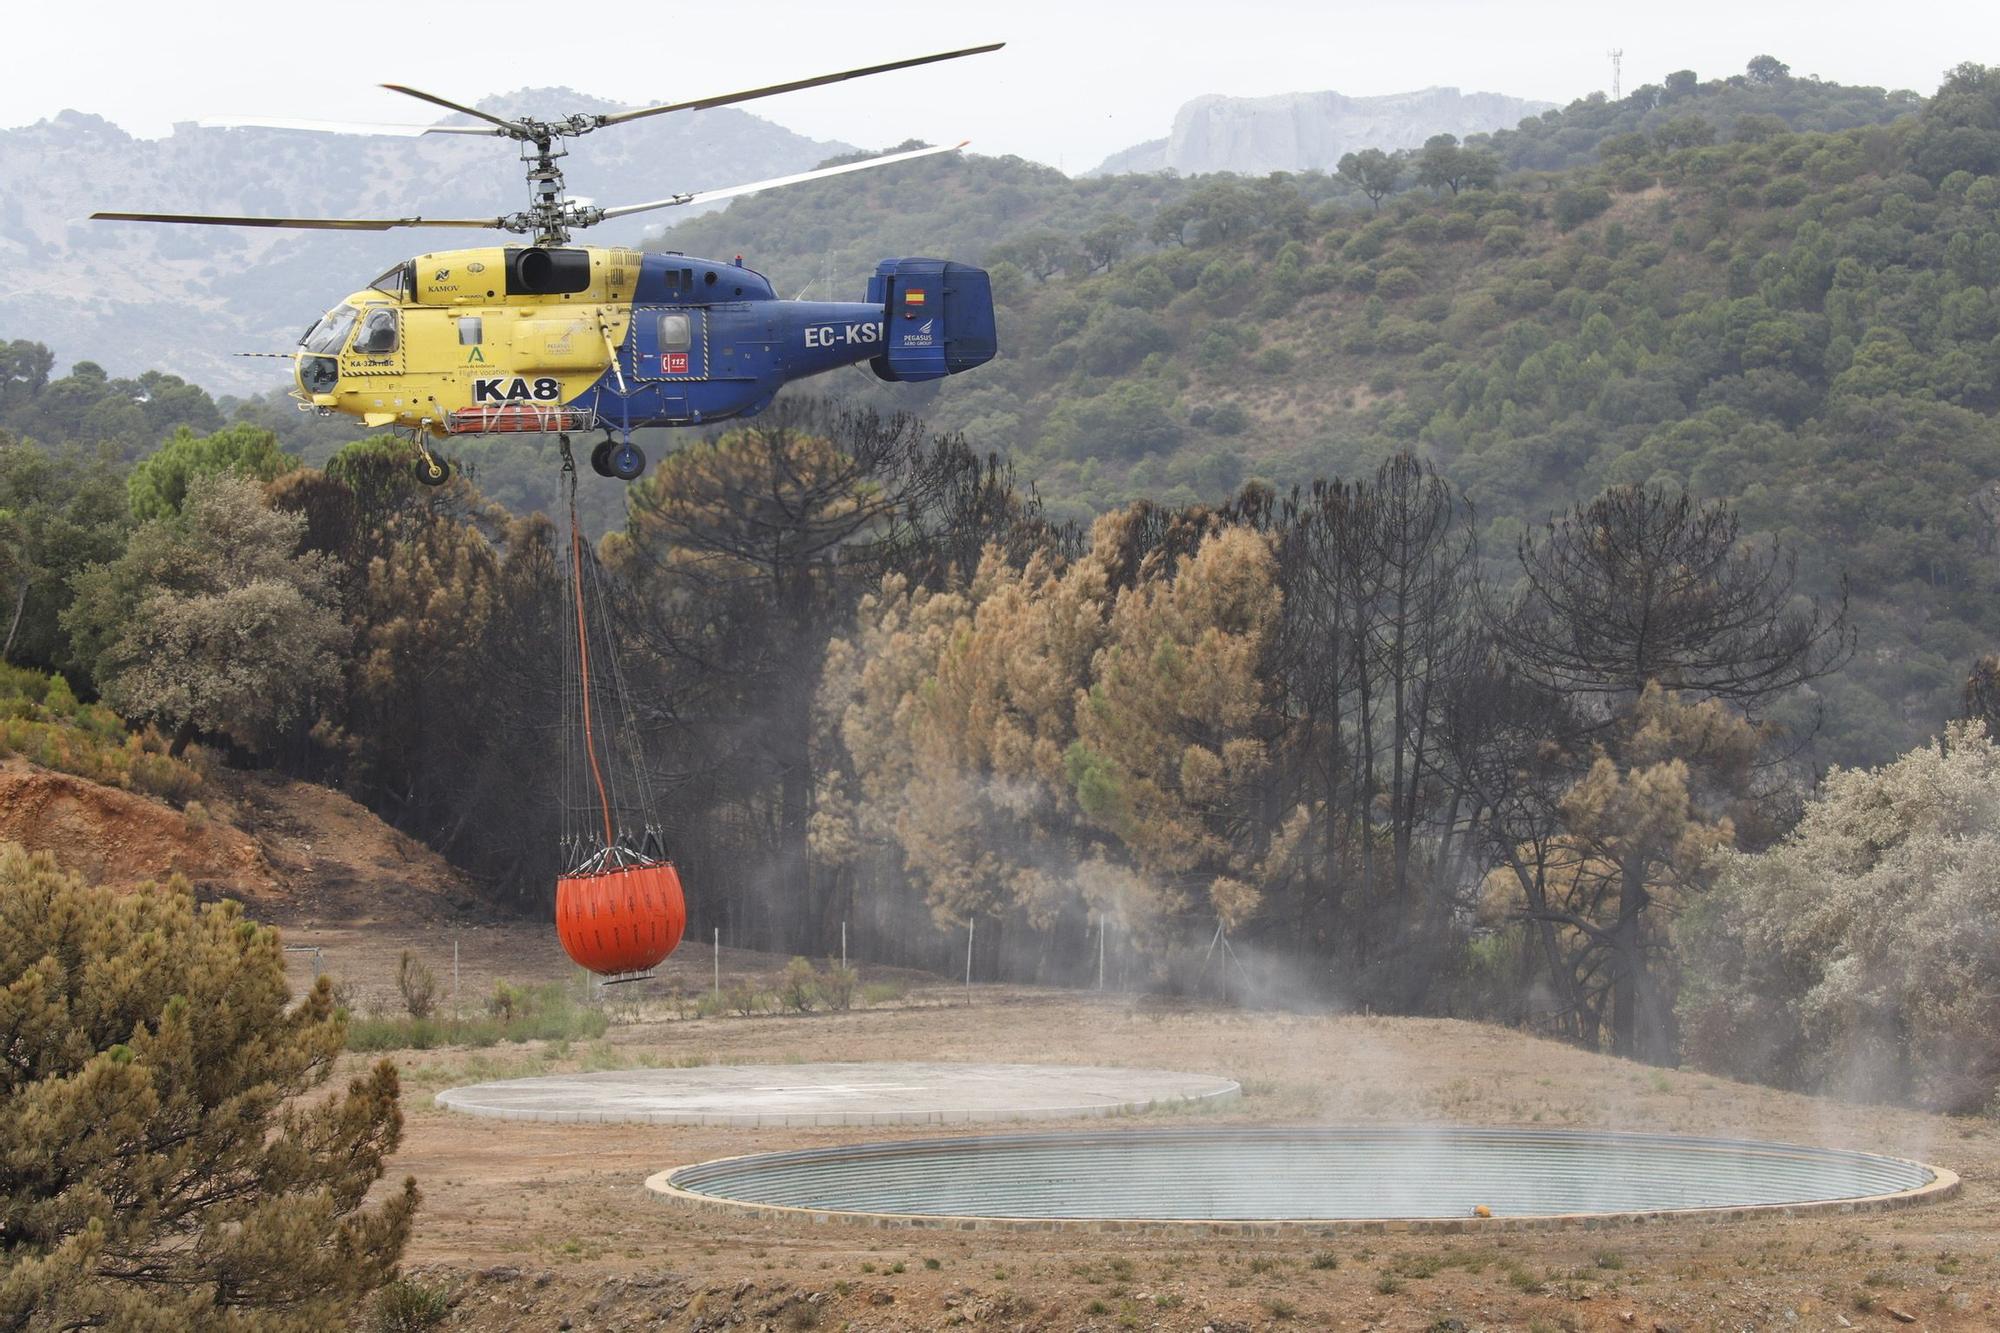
[904,288,927,307]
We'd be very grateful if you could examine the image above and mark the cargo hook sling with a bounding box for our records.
[550,439,688,979]
[563,446,616,849]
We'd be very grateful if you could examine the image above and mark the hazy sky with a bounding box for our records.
[7,0,1994,174]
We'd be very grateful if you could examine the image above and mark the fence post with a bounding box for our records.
[965,917,975,994]
[713,927,720,996]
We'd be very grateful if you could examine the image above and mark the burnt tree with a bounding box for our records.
[1500,486,1850,1060]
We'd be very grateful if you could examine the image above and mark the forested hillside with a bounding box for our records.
[656,56,1920,288]
[653,57,2000,764]
[1481,56,1918,170]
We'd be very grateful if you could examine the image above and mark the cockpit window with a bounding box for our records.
[369,262,412,299]
[302,304,357,354]
[355,308,399,355]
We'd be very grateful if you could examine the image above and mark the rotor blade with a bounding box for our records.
[91,210,504,231]
[595,42,1003,127]
[198,115,503,137]
[598,141,969,222]
[379,84,527,135]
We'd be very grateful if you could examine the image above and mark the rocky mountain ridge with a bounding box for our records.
[1092,85,1555,176]
[0,92,852,394]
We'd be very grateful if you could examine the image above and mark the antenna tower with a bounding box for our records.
[1608,48,1624,99]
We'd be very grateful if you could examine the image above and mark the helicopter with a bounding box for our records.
[91,44,1003,484]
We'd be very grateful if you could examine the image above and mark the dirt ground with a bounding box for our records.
[0,758,490,921]
[0,758,276,897]
[298,920,2000,1333]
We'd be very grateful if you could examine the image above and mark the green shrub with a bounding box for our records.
[1765,175,1811,206]
[819,962,858,1012]
[499,983,606,1039]
[1402,215,1443,244]
[1255,280,1301,318]
[0,663,51,703]
[487,981,525,1023]
[397,952,438,1020]
[1375,266,1421,298]
[372,1279,452,1332]
[345,1016,450,1052]
[780,957,819,1013]
[41,674,78,718]
[1374,318,1436,354]
[129,750,200,804]
[1195,330,1243,371]
[1553,185,1613,231]
[0,666,202,802]
[1188,402,1249,437]
[1299,262,1342,293]
[860,981,907,1006]
[726,982,763,1016]
[347,981,605,1052]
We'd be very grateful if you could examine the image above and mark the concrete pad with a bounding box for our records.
[435,1062,1240,1127]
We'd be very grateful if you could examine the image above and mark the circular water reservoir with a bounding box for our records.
[651,1126,1954,1231]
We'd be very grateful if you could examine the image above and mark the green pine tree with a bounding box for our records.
[0,844,417,1329]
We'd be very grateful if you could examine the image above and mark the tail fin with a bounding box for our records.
[867,259,996,382]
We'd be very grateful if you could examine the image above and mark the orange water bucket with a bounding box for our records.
[554,861,686,975]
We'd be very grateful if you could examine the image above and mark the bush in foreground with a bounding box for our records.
[0,844,418,1328]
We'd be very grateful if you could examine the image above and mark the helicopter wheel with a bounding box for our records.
[416,451,451,487]
[609,442,646,482]
[589,439,616,478]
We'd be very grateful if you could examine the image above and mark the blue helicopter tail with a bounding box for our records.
[867,259,996,381]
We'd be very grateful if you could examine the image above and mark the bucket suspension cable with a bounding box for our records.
[578,500,664,858]
[567,461,616,852]
[552,438,686,979]
[557,441,655,871]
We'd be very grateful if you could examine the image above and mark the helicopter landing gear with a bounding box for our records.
[608,441,646,481]
[414,440,451,487]
[591,433,645,481]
